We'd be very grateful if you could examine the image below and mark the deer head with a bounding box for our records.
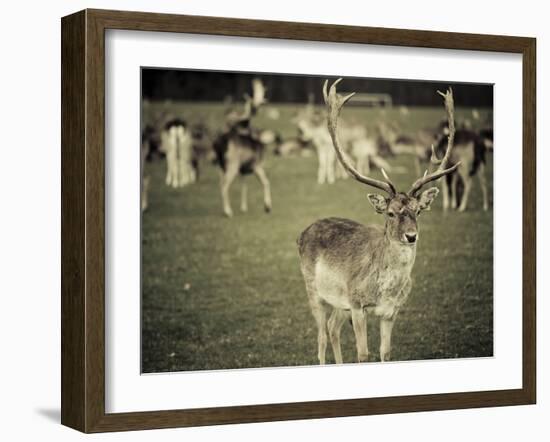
[242,78,267,118]
[323,79,459,245]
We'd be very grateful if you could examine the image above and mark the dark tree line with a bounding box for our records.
[142,68,493,107]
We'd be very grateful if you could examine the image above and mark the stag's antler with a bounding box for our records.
[323,79,396,196]
[235,78,267,123]
[408,88,460,196]
[251,78,266,108]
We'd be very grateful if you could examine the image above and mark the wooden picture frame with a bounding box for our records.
[61,8,536,433]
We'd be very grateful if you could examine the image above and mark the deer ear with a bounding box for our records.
[367,194,388,214]
[418,187,439,211]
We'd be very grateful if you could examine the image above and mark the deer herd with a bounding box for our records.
[142,76,493,364]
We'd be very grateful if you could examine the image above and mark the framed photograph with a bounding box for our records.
[61,9,536,433]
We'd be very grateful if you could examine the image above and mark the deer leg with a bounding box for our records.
[380,314,397,362]
[163,134,173,187]
[178,157,186,187]
[326,149,336,184]
[336,151,347,179]
[220,162,239,217]
[364,154,370,175]
[174,129,182,187]
[450,173,459,209]
[172,158,179,188]
[165,147,175,187]
[356,155,365,176]
[328,309,349,364]
[176,138,184,187]
[240,181,248,212]
[179,154,192,187]
[141,175,150,212]
[316,148,326,184]
[173,132,182,188]
[165,157,171,186]
[253,165,272,213]
[477,162,489,211]
[414,155,421,177]
[308,298,329,365]
[441,175,450,211]
[351,308,368,363]
[458,169,472,212]
[301,268,329,365]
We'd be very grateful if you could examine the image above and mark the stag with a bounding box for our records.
[213,78,272,217]
[297,79,459,364]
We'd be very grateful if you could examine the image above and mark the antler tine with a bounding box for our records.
[251,78,267,108]
[324,79,396,196]
[380,168,397,195]
[234,78,266,123]
[408,87,460,196]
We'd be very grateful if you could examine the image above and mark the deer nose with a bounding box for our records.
[404,232,417,243]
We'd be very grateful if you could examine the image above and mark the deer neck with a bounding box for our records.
[382,230,417,270]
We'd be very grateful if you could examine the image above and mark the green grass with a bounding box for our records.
[141,103,493,373]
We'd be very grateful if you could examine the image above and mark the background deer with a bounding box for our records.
[434,127,492,212]
[297,79,459,364]
[161,118,196,188]
[296,112,338,184]
[213,78,272,217]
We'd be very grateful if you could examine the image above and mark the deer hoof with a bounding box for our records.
[264,205,271,213]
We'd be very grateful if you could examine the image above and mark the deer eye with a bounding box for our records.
[387,211,395,218]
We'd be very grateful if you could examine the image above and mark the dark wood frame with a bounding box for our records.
[61,8,536,433]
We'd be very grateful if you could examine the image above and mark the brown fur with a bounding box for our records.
[300,79,455,364]
[297,189,437,364]
[213,79,272,217]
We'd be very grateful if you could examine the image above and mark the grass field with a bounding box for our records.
[141,103,493,373]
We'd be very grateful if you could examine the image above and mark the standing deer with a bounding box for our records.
[213,78,272,217]
[297,79,459,364]
[434,127,492,212]
[403,120,491,212]
[296,112,338,184]
[161,118,196,188]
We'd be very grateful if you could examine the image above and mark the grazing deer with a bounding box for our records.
[297,79,459,364]
[213,78,272,217]
[274,135,311,157]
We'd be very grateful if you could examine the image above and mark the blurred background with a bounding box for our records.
[140,68,493,373]
[142,69,493,106]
